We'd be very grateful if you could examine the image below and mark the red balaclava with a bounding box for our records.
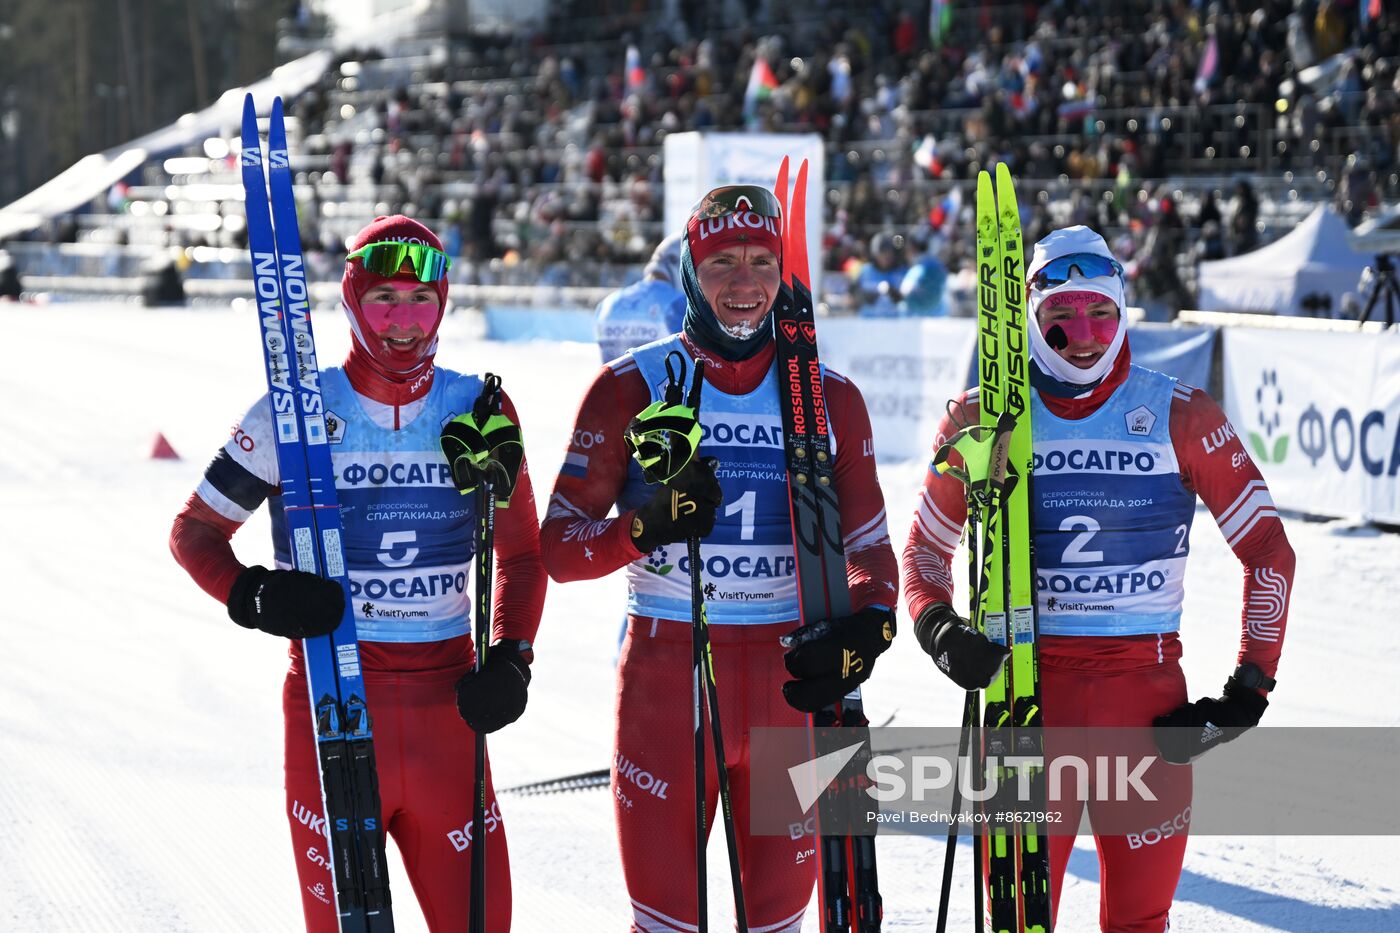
[341,215,450,400]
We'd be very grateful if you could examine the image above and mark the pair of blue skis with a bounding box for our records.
[240,94,394,932]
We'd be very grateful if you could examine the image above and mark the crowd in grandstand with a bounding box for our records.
[12,0,1400,314]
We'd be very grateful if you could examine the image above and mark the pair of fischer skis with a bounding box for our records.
[936,165,1051,932]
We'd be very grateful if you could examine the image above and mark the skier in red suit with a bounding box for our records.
[541,186,899,932]
[903,226,1294,932]
[170,215,545,932]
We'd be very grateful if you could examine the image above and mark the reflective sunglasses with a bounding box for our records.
[691,185,783,221]
[346,241,452,283]
[1029,252,1124,290]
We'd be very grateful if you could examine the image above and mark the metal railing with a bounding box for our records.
[16,271,618,310]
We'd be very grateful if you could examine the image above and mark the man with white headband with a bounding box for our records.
[902,226,1296,930]
[1025,226,1129,395]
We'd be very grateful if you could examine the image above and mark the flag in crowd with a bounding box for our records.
[625,44,645,93]
[743,56,780,123]
[929,0,953,47]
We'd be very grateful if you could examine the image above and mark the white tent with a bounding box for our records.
[1197,204,1372,316]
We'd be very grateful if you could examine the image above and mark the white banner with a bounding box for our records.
[820,317,977,464]
[1222,329,1400,523]
[663,132,824,304]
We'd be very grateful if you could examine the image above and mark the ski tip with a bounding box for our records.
[776,157,792,288]
[240,97,259,163]
[790,160,810,288]
[993,162,1021,227]
[776,157,790,222]
[269,96,292,160]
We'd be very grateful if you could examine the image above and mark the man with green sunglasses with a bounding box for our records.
[171,214,546,931]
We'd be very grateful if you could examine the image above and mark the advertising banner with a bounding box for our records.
[1131,324,1217,393]
[821,317,978,464]
[1222,329,1400,523]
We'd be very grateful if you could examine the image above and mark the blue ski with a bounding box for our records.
[240,93,395,933]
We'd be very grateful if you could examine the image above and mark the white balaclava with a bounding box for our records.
[1027,226,1128,390]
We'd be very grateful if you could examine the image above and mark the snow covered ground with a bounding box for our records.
[1,302,1396,931]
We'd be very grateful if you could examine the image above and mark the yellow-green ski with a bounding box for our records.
[995,162,1052,933]
[959,165,1051,933]
[974,169,1019,933]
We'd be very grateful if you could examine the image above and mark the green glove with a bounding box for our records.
[440,374,523,505]
[624,352,705,485]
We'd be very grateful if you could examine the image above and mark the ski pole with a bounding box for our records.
[692,524,708,933]
[680,360,749,932]
[470,473,493,933]
[469,375,506,933]
[440,373,524,933]
[626,352,749,930]
[936,502,983,933]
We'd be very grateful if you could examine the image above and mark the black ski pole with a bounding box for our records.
[681,360,749,932]
[470,477,494,933]
[625,351,749,931]
[936,506,981,933]
[693,536,708,933]
[469,375,504,933]
[973,730,984,931]
[672,358,710,933]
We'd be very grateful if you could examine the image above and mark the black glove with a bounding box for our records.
[455,640,533,735]
[913,602,1011,691]
[780,606,896,713]
[226,565,344,639]
[1153,666,1272,764]
[629,457,723,554]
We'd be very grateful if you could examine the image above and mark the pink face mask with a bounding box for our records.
[1037,290,1120,350]
[359,280,442,335]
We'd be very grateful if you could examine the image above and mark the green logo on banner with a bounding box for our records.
[1249,369,1290,464]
